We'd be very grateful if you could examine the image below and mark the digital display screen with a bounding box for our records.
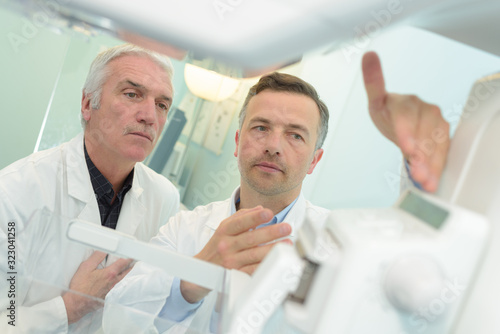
[398,192,449,229]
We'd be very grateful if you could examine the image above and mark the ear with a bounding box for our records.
[307,148,324,174]
[234,130,240,158]
[81,91,92,122]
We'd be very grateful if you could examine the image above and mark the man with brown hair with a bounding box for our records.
[106,72,330,332]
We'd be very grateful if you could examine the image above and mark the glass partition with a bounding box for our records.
[0,209,214,333]
[34,31,123,152]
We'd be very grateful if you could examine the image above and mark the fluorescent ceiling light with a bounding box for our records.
[184,64,240,102]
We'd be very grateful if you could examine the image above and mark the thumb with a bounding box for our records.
[362,51,387,112]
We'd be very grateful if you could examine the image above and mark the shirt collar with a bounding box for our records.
[84,140,134,204]
[274,197,298,223]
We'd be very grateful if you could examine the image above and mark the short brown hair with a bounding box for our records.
[238,72,329,150]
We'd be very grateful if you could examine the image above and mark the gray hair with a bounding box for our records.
[81,44,174,128]
[238,72,329,150]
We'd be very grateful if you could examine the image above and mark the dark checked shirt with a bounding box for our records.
[84,142,134,230]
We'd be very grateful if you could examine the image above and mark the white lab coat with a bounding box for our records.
[0,133,179,334]
[104,187,330,333]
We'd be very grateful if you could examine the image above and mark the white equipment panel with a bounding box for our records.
[283,190,489,334]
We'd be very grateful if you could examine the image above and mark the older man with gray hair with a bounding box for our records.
[0,44,179,333]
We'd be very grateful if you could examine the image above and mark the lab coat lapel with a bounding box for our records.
[204,188,238,231]
[115,182,146,236]
[65,133,101,225]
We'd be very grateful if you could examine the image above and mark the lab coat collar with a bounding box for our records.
[204,187,242,231]
[66,133,145,233]
[67,133,145,200]
[66,133,94,204]
[61,133,101,232]
[115,167,145,236]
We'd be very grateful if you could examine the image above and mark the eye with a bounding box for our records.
[125,92,138,98]
[157,102,169,112]
[292,133,303,140]
[255,125,267,131]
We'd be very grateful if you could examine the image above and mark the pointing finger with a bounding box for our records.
[362,51,387,112]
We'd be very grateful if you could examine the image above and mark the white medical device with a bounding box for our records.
[220,189,489,333]
[437,74,500,333]
[284,190,488,334]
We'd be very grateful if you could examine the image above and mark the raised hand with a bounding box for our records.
[362,51,450,192]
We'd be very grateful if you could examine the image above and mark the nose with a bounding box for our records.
[136,98,156,125]
[265,131,282,156]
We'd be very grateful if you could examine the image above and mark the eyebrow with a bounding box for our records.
[288,124,310,136]
[249,117,271,125]
[123,79,172,102]
[250,117,310,136]
[126,80,145,89]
